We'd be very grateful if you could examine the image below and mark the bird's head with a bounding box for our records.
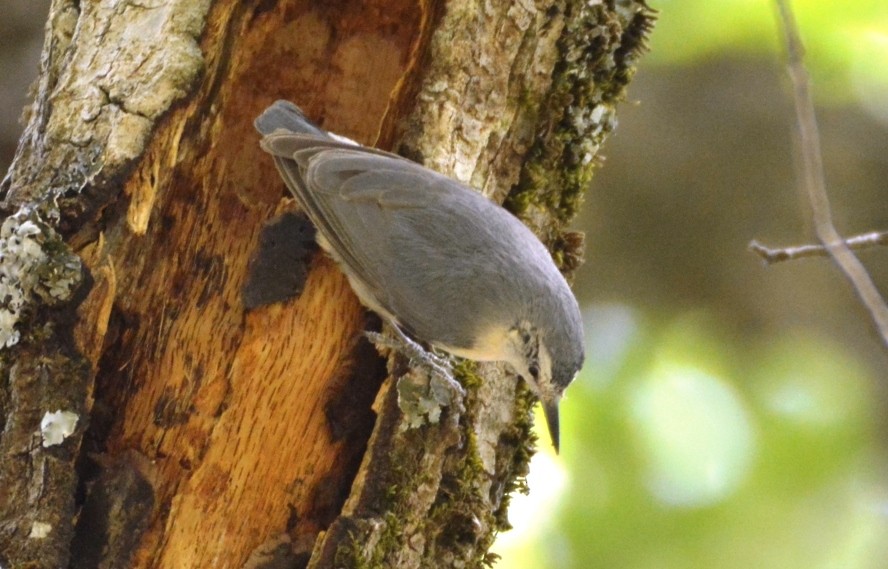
[505,317,584,453]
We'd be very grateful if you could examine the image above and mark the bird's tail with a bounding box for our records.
[254,100,329,138]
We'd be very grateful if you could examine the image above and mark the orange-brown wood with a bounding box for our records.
[91,1,427,566]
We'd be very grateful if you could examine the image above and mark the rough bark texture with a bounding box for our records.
[0,1,654,568]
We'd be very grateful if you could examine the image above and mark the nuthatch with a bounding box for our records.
[255,101,584,452]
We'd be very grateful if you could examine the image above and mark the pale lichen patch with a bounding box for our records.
[29,522,53,539]
[0,209,82,348]
[40,410,80,447]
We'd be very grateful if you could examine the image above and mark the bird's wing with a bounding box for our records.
[260,133,488,338]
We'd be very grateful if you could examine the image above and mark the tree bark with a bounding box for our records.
[0,1,654,568]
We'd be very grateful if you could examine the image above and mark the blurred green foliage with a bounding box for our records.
[649,0,888,103]
[492,2,888,567]
[494,307,887,568]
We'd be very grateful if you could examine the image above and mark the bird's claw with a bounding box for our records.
[365,329,465,397]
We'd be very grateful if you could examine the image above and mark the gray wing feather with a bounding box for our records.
[254,100,328,138]
[312,153,451,208]
[262,131,517,346]
[305,151,466,334]
[259,128,538,348]
[308,149,538,347]
[256,101,584,384]
[262,138,379,299]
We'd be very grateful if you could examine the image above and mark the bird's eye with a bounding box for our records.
[528,363,540,379]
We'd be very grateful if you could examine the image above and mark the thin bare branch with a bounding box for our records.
[749,231,888,264]
[774,0,888,346]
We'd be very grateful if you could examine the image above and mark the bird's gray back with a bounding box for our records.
[306,148,555,347]
[256,101,584,383]
[261,133,566,341]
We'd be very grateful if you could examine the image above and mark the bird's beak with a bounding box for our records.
[542,395,561,454]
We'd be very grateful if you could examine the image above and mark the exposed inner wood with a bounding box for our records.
[89,1,427,565]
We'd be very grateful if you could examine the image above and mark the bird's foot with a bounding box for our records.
[365,328,465,397]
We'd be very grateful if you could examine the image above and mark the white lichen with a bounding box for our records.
[29,521,53,539]
[397,369,458,429]
[0,209,81,349]
[40,409,80,447]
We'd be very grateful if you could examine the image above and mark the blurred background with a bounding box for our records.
[3,1,887,568]
[494,1,888,568]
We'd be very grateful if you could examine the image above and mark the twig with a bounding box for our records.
[749,231,888,264]
[772,0,888,347]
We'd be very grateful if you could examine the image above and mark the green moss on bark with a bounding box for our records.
[506,0,657,249]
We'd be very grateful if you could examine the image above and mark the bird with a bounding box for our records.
[255,100,584,452]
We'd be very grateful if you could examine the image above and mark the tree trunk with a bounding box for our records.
[0,1,654,568]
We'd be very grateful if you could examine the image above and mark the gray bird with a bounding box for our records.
[255,100,584,452]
